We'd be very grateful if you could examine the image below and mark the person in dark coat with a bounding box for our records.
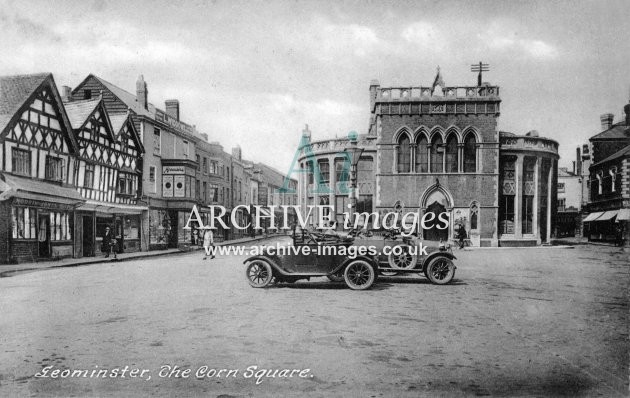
[102,226,117,259]
[457,224,467,249]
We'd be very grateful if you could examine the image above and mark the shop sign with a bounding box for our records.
[163,166,185,175]
[13,198,75,211]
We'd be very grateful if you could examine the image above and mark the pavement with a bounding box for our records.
[0,234,277,278]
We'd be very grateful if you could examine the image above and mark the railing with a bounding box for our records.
[378,86,500,101]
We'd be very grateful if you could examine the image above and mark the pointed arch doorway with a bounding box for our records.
[420,184,452,242]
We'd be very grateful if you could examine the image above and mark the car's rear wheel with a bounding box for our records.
[246,260,273,288]
[388,243,418,269]
[343,260,376,290]
[425,257,455,285]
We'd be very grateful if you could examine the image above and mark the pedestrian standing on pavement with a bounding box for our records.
[457,224,467,250]
[102,226,117,259]
[202,227,215,260]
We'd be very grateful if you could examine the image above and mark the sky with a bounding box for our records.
[0,0,628,172]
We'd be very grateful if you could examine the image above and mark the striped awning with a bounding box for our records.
[583,212,603,222]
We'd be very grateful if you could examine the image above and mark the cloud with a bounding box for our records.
[401,22,440,46]
[479,21,559,59]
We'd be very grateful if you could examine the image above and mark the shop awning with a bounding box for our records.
[257,208,272,217]
[597,210,618,221]
[0,174,85,205]
[77,200,148,215]
[583,212,603,222]
[617,209,630,221]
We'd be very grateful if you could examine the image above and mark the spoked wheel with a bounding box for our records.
[425,257,455,285]
[388,243,418,269]
[245,260,273,288]
[343,260,376,290]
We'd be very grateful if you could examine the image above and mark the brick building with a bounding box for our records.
[298,67,559,246]
[582,104,630,245]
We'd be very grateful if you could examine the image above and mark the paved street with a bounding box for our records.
[0,239,628,397]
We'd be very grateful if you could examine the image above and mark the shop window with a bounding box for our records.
[12,148,31,176]
[397,134,411,173]
[49,212,72,241]
[430,135,444,173]
[45,155,64,181]
[153,129,161,155]
[12,207,37,239]
[124,216,140,240]
[463,134,477,172]
[445,134,458,173]
[84,164,95,188]
[415,135,428,173]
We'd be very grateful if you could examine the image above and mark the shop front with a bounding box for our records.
[75,201,148,257]
[0,174,85,263]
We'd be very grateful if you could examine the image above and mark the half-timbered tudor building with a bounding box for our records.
[0,73,85,263]
[63,96,146,257]
[70,74,204,250]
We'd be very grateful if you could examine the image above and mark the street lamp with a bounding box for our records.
[343,131,364,228]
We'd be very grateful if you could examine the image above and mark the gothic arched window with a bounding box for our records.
[445,134,458,173]
[463,133,477,172]
[415,135,428,173]
[397,134,411,173]
[430,135,443,173]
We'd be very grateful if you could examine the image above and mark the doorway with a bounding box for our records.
[82,216,94,256]
[38,213,50,257]
[424,201,449,241]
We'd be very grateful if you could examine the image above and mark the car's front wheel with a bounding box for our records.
[425,257,455,285]
[246,260,273,288]
[343,260,376,290]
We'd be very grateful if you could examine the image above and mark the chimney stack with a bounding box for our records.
[165,99,180,121]
[136,75,148,110]
[62,86,71,102]
[600,113,614,131]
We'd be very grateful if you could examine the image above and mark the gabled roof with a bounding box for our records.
[73,74,156,118]
[109,111,145,154]
[0,73,78,152]
[63,97,101,129]
[590,122,630,140]
[592,144,630,167]
[0,73,50,132]
[64,97,116,142]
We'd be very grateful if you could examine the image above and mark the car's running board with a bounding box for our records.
[378,268,424,274]
[282,272,329,276]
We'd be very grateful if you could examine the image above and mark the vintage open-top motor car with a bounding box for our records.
[350,228,457,284]
[244,227,457,290]
[244,229,378,290]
